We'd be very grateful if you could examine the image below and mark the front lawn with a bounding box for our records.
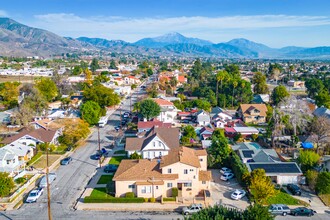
[84,187,144,203]
[266,190,308,206]
[89,187,112,199]
[109,156,126,165]
[97,175,113,184]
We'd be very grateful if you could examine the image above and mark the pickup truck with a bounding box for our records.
[26,188,44,203]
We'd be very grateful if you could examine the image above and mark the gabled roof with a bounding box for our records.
[160,146,205,168]
[125,127,180,152]
[113,159,178,181]
[199,170,212,181]
[138,120,171,130]
[313,107,330,119]
[252,149,281,163]
[152,98,174,106]
[239,104,268,117]
[3,143,32,157]
[2,128,57,144]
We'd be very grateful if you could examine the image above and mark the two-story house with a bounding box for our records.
[238,104,268,124]
[0,148,20,176]
[125,126,180,159]
[196,110,211,126]
[153,98,180,123]
[113,146,211,199]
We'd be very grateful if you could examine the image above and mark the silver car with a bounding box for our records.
[268,204,291,216]
[39,173,57,188]
[182,204,203,215]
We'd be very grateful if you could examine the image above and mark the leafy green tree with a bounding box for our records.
[243,203,274,220]
[131,84,137,90]
[248,169,276,204]
[193,99,211,111]
[130,152,142,159]
[315,90,330,108]
[0,172,15,197]
[58,119,90,147]
[271,85,289,105]
[146,68,153,76]
[215,70,228,106]
[146,83,158,98]
[297,150,320,172]
[139,99,161,121]
[316,172,330,194]
[306,170,318,191]
[225,64,240,77]
[207,131,231,167]
[252,72,269,94]
[109,60,117,69]
[305,78,325,99]
[83,85,120,108]
[90,58,100,73]
[0,81,20,108]
[72,66,83,75]
[35,78,58,102]
[181,125,196,144]
[81,101,101,125]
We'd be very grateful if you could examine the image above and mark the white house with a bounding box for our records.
[125,127,180,159]
[196,110,211,126]
[0,148,20,176]
[153,98,180,123]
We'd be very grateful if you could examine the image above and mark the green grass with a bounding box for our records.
[266,190,308,206]
[89,187,113,198]
[109,156,126,165]
[26,152,43,166]
[97,175,113,184]
[114,150,126,155]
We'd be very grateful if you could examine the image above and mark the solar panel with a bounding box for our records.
[249,163,301,174]
[242,150,254,158]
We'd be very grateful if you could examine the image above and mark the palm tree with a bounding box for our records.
[216,70,228,106]
[232,81,238,107]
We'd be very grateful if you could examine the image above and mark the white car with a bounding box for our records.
[26,188,44,203]
[231,189,246,200]
[220,167,232,174]
[220,172,234,181]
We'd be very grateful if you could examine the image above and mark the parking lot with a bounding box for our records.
[209,169,250,210]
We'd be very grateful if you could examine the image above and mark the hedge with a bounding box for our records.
[84,197,144,203]
[172,187,178,197]
[227,152,249,186]
[163,197,176,202]
[125,192,135,198]
[27,152,43,166]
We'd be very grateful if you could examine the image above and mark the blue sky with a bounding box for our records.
[1,0,330,47]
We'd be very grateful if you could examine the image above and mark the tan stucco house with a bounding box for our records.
[238,104,268,124]
[113,146,211,200]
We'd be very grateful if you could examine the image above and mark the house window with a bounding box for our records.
[153,142,156,147]
[168,168,172,174]
[6,160,10,165]
[156,186,159,190]
[159,151,162,157]
[190,169,194,172]
[200,158,203,162]
[153,152,156,157]
[167,183,173,188]
[128,185,135,189]
[193,175,196,179]
[183,183,192,187]
[141,186,151,194]
[202,181,206,184]
[158,142,161,147]
[184,169,188,174]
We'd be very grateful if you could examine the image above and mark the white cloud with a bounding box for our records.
[29,13,330,45]
[0,10,8,17]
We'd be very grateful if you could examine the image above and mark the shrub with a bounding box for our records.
[149,197,156,203]
[84,197,144,203]
[14,177,26,185]
[130,152,141,159]
[163,197,176,202]
[125,192,135,198]
[172,187,178,197]
[144,197,149,202]
[27,152,43,166]
[316,172,330,194]
[306,170,318,191]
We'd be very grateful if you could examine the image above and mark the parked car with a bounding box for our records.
[39,173,56,188]
[182,204,203,215]
[287,184,302,196]
[291,207,316,217]
[220,172,234,181]
[104,164,118,173]
[220,167,232,174]
[268,204,291,216]
[26,188,44,203]
[231,189,246,200]
[60,157,72,165]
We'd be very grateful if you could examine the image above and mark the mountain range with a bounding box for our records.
[0,17,330,59]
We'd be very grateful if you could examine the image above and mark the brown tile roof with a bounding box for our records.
[194,149,208,156]
[160,146,202,168]
[113,159,178,181]
[239,104,268,117]
[135,180,164,185]
[125,127,180,152]
[32,119,63,130]
[2,128,57,144]
[199,171,212,181]
[152,98,174,106]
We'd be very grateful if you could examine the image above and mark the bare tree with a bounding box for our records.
[310,116,330,154]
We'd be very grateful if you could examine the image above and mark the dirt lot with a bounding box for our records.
[32,155,61,169]
[209,169,250,210]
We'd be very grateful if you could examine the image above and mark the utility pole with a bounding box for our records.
[97,126,101,168]
[120,108,122,130]
[130,95,132,113]
[46,144,52,220]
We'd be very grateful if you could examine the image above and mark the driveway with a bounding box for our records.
[209,169,250,210]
